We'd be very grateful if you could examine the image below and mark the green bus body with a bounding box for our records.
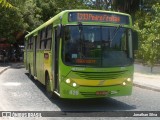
[24,10,136,99]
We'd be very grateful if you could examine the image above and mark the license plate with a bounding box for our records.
[96,91,108,96]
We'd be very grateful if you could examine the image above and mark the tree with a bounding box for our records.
[54,0,89,13]
[0,0,13,8]
[20,0,42,31]
[35,0,57,21]
[0,6,24,43]
[84,0,140,14]
[113,0,140,13]
[134,2,160,72]
[0,0,42,44]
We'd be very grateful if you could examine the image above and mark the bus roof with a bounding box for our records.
[25,10,131,38]
[65,9,131,16]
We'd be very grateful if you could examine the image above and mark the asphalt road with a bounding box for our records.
[0,65,160,120]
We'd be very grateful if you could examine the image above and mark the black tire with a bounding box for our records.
[45,73,53,98]
[28,65,32,79]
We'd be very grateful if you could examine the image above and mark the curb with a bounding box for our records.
[133,83,160,92]
[0,67,10,75]
[0,62,24,75]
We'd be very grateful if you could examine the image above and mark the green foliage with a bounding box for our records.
[83,0,139,13]
[0,0,42,43]
[54,0,89,12]
[0,0,13,8]
[0,7,24,43]
[113,0,139,13]
[84,0,111,10]
[134,3,160,67]
[36,0,57,21]
[20,0,43,31]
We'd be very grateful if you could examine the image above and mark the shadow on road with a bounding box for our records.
[25,73,136,113]
[10,62,24,69]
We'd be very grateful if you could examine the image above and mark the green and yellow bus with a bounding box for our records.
[24,10,138,99]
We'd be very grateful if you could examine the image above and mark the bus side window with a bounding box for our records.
[40,29,45,50]
[47,26,52,38]
[45,27,48,38]
[42,29,46,40]
[27,38,29,50]
[40,40,45,50]
[45,25,52,50]
[46,39,52,50]
[28,37,31,50]
[37,32,40,49]
[44,27,48,49]
[31,37,34,50]
[40,31,42,49]
[28,36,33,50]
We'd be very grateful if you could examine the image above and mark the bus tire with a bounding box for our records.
[45,72,53,98]
[28,65,32,79]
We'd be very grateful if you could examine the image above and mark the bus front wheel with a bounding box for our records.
[45,73,52,98]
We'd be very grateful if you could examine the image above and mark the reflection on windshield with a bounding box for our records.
[62,25,132,67]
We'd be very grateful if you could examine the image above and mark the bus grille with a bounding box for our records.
[73,71,127,80]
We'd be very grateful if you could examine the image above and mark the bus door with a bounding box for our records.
[52,27,59,92]
[33,36,37,77]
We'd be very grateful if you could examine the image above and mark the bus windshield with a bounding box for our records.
[62,25,133,67]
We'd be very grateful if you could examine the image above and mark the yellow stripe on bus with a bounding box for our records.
[72,78,125,86]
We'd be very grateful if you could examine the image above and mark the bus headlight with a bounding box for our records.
[72,83,77,87]
[127,78,132,82]
[66,79,71,84]
[122,82,126,86]
[65,78,79,88]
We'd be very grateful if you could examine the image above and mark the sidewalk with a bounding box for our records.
[134,64,160,92]
[0,63,10,75]
[0,62,23,75]
[0,63,160,92]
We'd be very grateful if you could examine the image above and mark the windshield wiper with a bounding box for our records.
[109,24,123,47]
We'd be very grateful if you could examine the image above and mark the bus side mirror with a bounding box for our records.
[132,30,138,50]
[57,24,62,38]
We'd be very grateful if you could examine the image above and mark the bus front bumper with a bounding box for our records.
[59,82,132,99]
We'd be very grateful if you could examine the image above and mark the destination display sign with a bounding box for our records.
[68,12,129,25]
